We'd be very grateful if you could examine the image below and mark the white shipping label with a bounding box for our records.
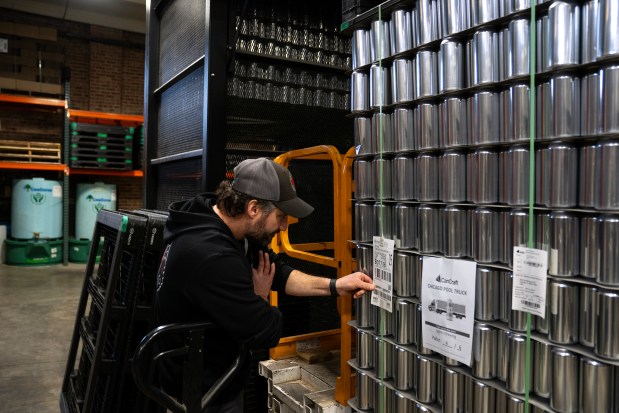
[0,39,7,53]
[52,185,62,198]
[421,257,476,366]
[111,190,117,202]
[371,236,394,313]
[512,247,548,318]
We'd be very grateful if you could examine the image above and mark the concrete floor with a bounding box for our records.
[0,263,85,413]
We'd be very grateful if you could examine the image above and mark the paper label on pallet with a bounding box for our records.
[0,39,7,53]
[52,185,62,198]
[512,247,548,318]
[111,190,117,202]
[421,257,476,366]
[371,236,394,313]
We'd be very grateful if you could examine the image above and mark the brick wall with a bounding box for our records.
[0,10,146,223]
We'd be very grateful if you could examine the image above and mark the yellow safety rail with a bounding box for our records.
[269,145,357,405]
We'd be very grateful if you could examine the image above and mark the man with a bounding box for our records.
[154,158,375,412]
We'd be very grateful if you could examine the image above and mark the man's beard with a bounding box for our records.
[247,214,277,248]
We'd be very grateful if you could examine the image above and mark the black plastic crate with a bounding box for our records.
[70,122,134,138]
[71,134,132,147]
[342,0,376,21]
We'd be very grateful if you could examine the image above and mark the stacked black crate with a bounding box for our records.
[70,122,134,170]
[60,210,148,413]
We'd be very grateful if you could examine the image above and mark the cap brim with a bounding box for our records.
[274,197,314,218]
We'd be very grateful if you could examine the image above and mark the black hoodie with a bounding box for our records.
[154,193,293,404]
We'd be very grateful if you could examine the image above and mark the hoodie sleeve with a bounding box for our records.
[163,237,283,350]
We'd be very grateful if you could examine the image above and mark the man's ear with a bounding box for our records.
[246,199,260,218]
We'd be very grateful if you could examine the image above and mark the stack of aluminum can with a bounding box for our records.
[349,0,619,412]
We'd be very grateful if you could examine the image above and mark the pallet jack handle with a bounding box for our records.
[132,322,248,413]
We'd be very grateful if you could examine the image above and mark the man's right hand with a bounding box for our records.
[252,251,275,301]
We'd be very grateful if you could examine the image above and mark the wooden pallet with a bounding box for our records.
[0,139,61,163]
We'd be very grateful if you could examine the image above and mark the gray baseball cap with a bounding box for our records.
[231,158,314,218]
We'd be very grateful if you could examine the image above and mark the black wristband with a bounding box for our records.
[329,278,338,296]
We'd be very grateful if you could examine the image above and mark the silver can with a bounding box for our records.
[372,112,394,154]
[416,303,435,354]
[375,382,395,413]
[552,76,581,139]
[468,92,500,144]
[354,158,374,200]
[580,215,601,279]
[390,9,413,54]
[414,0,440,46]
[534,340,552,399]
[416,356,437,403]
[394,251,416,297]
[373,203,394,239]
[598,0,619,59]
[415,104,440,150]
[394,346,414,391]
[443,205,470,258]
[579,142,599,207]
[356,371,375,410]
[596,140,619,209]
[439,0,469,36]
[357,330,375,369]
[393,154,416,201]
[391,59,415,104]
[502,145,530,206]
[369,64,391,108]
[356,289,374,328]
[354,117,374,156]
[580,72,602,136]
[501,85,531,143]
[472,207,500,264]
[440,98,468,148]
[497,329,509,382]
[579,285,598,348]
[355,201,374,242]
[468,149,499,204]
[471,30,500,86]
[475,267,500,321]
[471,0,499,25]
[415,50,438,98]
[440,151,467,203]
[352,29,371,69]
[439,39,465,93]
[394,108,415,153]
[536,280,550,334]
[351,71,369,113]
[581,0,600,64]
[546,142,578,207]
[472,324,497,379]
[598,215,619,285]
[395,392,415,413]
[550,347,579,413]
[548,280,580,345]
[375,337,394,380]
[442,369,464,413]
[395,298,415,344]
[370,19,391,62]
[373,157,393,200]
[548,211,580,277]
[509,19,530,78]
[418,204,441,254]
[472,380,495,413]
[416,154,439,201]
[579,357,613,413]
[500,271,530,332]
[548,1,580,68]
[507,333,529,394]
[595,290,619,358]
[395,204,417,250]
[508,209,530,267]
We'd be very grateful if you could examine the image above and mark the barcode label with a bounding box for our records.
[375,290,390,301]
[520,299,540,309]
[376,268,392,283]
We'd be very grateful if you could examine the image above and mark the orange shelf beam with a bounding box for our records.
[68,109,144,126]
[68,168,143,177]
[0,161,68,172]
[0,93,66,108]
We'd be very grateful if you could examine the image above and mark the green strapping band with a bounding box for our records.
[377,5,385,411]
[525,3,537,413]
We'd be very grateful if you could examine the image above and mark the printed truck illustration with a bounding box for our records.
[428,299,466,319]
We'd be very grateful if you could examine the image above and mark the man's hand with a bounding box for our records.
[335,272,375,299]
[252,251,275,301]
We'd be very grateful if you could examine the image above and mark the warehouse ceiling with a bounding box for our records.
[0,0,147,34]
